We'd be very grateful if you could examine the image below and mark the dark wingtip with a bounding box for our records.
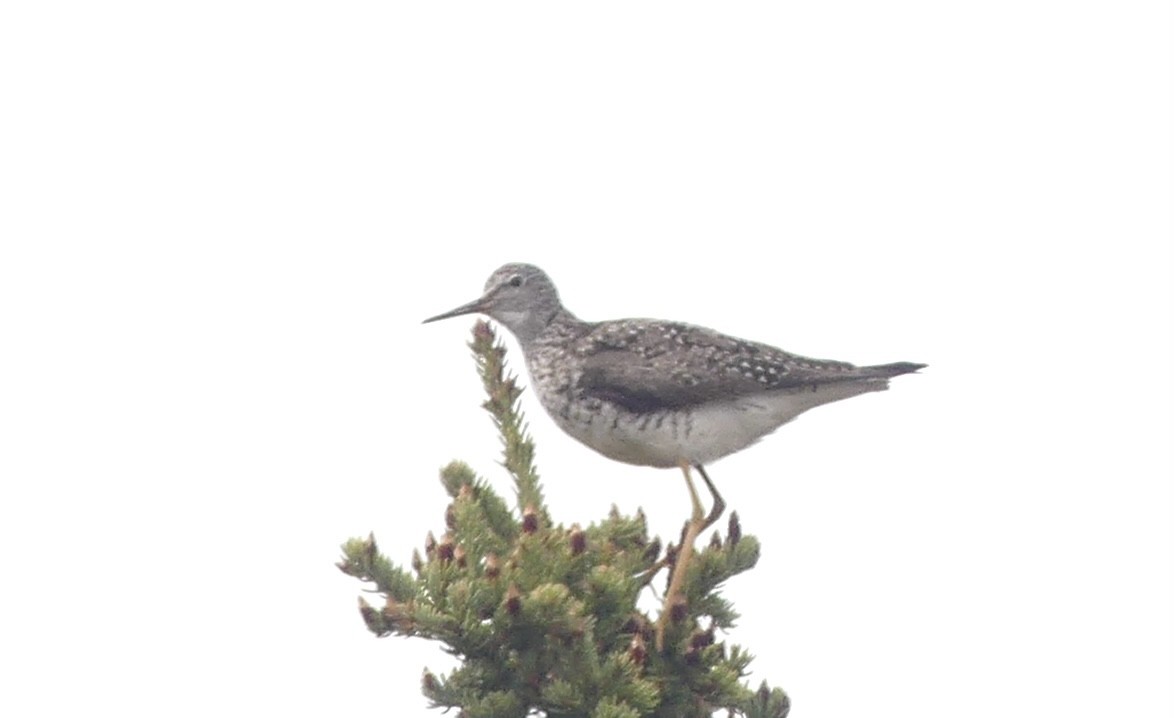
[871,361,927,377]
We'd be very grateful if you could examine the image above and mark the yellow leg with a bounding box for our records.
[638,464,727,590]
[655,462,707,652]
[696,465,726,533]
[682,463,705,524]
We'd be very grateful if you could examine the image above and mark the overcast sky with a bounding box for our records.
[2,2,1172,717]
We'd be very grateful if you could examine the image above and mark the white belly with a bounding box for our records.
[547,380,888,468]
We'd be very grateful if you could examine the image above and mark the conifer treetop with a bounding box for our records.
[339,320,789,717]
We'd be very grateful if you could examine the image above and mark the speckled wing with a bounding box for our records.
[574,320,923,414]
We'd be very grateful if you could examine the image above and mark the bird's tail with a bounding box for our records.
[861,361,927,378]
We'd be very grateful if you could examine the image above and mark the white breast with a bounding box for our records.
[547,380,889,468]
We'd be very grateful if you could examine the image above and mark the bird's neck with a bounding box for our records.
[511,307,584,350]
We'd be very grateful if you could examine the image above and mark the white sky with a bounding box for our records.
[2,2,1172,716]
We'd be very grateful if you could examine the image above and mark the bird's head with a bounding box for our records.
[423,263,563,343]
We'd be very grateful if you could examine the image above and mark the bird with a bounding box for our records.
[424,262,924,648]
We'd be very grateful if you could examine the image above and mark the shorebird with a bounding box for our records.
[424,262,924,648]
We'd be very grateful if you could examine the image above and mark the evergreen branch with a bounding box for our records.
[469,319,547,522]
[336,533,415,602]
[340,322,790,716]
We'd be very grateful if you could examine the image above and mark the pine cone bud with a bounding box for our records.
[445,503,457,530]
[629,632,647,666]
[471,319,493,343]
[709,531,722,550]
[504,583,522,616]
[411,549,424,574]
[437,533,455,562]
[669,596,688,624]
[621,614,640,634]
[358,597,384,634]
[458,483,474,501]
[424,531,437,558]
[728,511,741,546]
[421,669,440,694]
[522,505,539,534]
[484,553,501,579]
[689,626,715,650]
[363,532,378,562]
[642,537,662,564]
[453,544,467,567]
[569,523,586,555]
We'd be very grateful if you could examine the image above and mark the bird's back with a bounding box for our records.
[520,315,924,467]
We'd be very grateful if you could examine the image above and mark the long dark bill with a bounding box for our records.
[422,296,489,324]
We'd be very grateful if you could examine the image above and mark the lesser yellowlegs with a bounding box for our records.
[424,262,925,648]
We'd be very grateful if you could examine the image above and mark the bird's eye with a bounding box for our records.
[508,275,523,288]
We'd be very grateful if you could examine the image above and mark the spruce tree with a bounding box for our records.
[339,320,789,717]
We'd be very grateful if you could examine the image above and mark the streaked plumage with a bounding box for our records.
[425,262,925,650]
[424,263,924,469]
